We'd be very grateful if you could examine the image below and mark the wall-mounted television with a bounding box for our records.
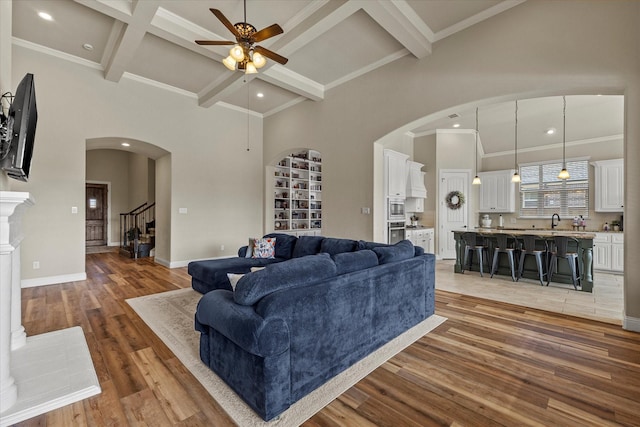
[0,73,38,182]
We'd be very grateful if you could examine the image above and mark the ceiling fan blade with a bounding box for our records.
[195,40,236,46]
[210,8,241,38]
[254,46,288,65]
[251,24,284,43]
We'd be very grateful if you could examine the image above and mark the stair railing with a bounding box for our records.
[120,202,155,258]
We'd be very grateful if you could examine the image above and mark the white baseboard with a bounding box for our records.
[623,314,640,332]
[21,272,87,288]
[157,255,234,269]
[154,257,170,268]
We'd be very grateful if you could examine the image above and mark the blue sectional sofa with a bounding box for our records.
[190,234,436,421]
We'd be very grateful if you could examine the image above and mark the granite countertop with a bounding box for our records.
[406,225,434,229]
[455,227,597,239]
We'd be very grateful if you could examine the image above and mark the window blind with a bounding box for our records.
[519,159,589,218]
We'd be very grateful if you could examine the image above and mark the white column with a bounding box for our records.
[11,245,26,349]
[0,247,17,412]
[0,192,33,413]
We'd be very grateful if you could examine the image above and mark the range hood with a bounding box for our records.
[406,161,427,198]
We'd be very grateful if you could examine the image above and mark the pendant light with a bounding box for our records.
[558,96,570,179]
[512,100,521,183]
[472,107,481,185]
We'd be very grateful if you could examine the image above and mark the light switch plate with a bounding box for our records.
[179,208,188,214]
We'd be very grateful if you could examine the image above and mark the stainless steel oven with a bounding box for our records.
[387,198,405,221]
[388,221,406,245]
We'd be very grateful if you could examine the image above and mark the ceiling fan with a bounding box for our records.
[195,0,288,74]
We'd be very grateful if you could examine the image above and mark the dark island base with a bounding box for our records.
[452,230,593,292]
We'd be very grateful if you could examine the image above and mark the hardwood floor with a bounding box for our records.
[15,253,640,426]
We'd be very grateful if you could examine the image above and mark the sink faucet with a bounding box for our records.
[551,213,561,229]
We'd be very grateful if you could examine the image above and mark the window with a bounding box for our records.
[519,159,589,218]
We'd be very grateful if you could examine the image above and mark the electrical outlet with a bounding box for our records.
[33,261,40,269]
[220,245,225,251]
[361,207,371,214]
[510,217,517,224]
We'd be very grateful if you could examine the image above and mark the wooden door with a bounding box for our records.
[86,183,107,246]
[438,170,470,259]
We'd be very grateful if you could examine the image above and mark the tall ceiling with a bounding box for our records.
[11,0,623,155]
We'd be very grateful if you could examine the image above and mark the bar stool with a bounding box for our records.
[517,235,548,285]
[547,236,581,289]
[461,232,490,277]
[490,234,519,281]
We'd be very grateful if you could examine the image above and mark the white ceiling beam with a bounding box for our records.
[73,0,133,23]
[103,0,160,82]
[360,0,431,59]
[198,73,256,108]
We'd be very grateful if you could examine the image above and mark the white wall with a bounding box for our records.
[264,1,640,323]
[11,44,265,281]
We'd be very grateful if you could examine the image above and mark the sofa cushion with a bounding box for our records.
[234,253,337,306]
[358,240,389,251]
[189,257,283,294]
[292,236,324,258]
[373,239,415,264]
[320,237,358,256]
[332,250,378,275]
[264,233,298,259]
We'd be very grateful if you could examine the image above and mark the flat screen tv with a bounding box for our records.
[0,73,38,182]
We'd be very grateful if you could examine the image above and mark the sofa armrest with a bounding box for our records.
[195,290,289,357]
[238,246,248,257]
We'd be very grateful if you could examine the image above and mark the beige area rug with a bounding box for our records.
[127,288,447,426]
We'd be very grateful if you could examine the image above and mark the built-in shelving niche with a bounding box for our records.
[268,149,322,235]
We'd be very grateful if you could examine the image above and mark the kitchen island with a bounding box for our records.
[452,228,594,292]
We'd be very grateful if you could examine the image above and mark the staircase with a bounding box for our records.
[120,202,155,259]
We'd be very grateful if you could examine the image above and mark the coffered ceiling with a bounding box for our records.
[11,0,623,154]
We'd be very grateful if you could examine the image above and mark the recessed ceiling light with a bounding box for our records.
[545,128,556,135]
[83,43,94,51]
[121,142,130,147]
[256,92,264,98]
[38,12,53,21]
[452,123,460,128]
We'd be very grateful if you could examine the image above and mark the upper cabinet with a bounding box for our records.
[592,159,624,212]
[406,161,427,198]
[478,169,516,213]
[384,149,410,198]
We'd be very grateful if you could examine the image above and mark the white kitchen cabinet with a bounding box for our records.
[384,149,409,198]
[405,197,424,213]
[593,232,624,272]
[478,169,516,213]
[406,228,434,253]
[592,159,624,212]
[611,233,624,272]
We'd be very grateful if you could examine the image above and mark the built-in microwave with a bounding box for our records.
[387,198,405,221]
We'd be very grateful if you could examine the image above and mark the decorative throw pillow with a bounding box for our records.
[252,237,276,259]
[245,238,256,258]
[226,273,244,291]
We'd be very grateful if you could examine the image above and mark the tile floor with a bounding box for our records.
[435,259,624,325]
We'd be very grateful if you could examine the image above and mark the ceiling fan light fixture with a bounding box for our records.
[245,61,258,74]
[230,45,245,62]
[252,51,266,68]
[223,55,237,71]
